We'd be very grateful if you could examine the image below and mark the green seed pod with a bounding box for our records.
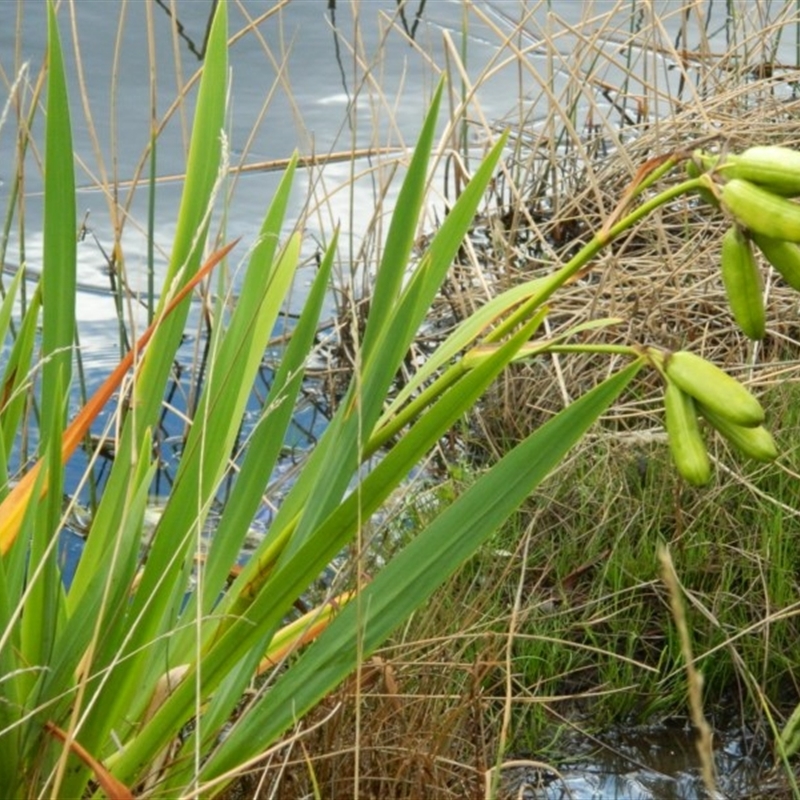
[721,178,800,242]
[700,406,778,462]
[664,380,712,486]
[751,232,800,291]
[720,226,765,340]
[664,351,765,427]
[723,145,800,197]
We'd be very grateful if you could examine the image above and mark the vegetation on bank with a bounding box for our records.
[2,2,800,799]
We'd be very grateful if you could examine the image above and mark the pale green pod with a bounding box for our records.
[720,226,765,340]
[724,145,800,197]
[700,406,778,462]
[721,178,800,242]
[664,350,765,427]
[664,380,712,486]
[751,232,800,291]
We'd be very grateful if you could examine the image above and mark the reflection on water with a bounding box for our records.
[500,718,777,799]
[154,0,219,61]
[3,0,782,374]
[4,0,502,511]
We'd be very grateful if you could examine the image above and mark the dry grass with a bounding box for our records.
[223,571,521,799]
[315,3,800,452]
[462,80,800,451]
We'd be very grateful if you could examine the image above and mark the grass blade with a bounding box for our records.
[41,0,76,453]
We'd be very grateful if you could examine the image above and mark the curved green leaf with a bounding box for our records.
[202,359,644,777]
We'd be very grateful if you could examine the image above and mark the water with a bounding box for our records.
[2,0,600,508]
[499,718,777,799]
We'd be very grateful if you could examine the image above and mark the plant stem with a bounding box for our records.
[542,344,640,356]
[495,175,706,328]
[604,176,705,244]
[372,173,702,448]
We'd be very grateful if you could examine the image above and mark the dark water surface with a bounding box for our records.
[499,717,778,799]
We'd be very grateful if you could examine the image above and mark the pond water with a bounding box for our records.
[0,0,615,517]
[1,0,758,333]
[1,2,798,797]
[0,0,761,470]
[498,716,778,799]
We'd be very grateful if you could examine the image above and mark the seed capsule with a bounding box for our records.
[721,178,800,242]
[700,406,778,462]
[722,145,800,197]
[720,226,765,340]
[664,380,712,486]
[751,233,800,291]
[664,350,765,427]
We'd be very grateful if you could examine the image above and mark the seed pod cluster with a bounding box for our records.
[651,349,776,485]
[661,144,797,480]
[689,145,800,339]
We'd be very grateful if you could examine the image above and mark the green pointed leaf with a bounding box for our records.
[41,0,76,451]
[196,227,336,622]
[131,0,228,433]
[108,299,549,783]
[202,359,643,776]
